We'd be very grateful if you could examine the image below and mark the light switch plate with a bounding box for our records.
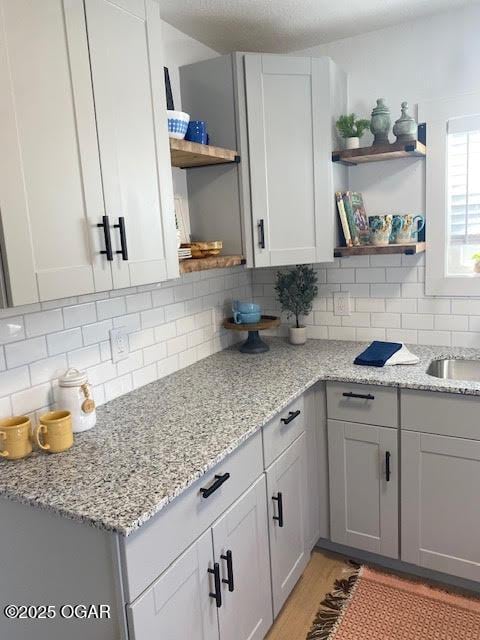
[334,291,351,316]
[110,327,129,363]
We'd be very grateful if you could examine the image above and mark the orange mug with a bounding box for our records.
[0,416,33,460]
[35,410,74,454]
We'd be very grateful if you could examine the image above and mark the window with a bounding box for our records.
[447,118,480,276]
[420,93,480,295]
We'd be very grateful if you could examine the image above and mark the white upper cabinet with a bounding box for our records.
[244,55,341,267]
[0,0,177,306]
[0,0,110,305]
[84,0,178,289]
[179,53,346,269]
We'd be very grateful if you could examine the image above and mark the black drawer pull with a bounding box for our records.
[258,219,265,249]
[97,215,113,261]
[281,409,301,425]
[200,473,230,499]
[221,550,234,592]
[272,492,284,527]
[342,392,375,400]
[114,216,128,260]
[385,451,391,482]
[208,562,222,608]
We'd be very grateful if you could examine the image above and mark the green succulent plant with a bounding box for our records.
[336,114,371,139]
[274,265,318,329]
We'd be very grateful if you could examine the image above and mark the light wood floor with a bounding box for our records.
[266,550,350,640]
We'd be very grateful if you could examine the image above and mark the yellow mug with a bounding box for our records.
[0,416,33,460]
[35,410,74,454]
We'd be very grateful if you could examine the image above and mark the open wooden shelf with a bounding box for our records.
[334,242,425,258]
[332,140,426,166]
[170,138,240,169]
[179,255,245,274]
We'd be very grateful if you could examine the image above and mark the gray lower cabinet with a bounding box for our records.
[328,420,398,558]
[266,432,308,616]
[127,475,272,640]
[401,430,480,582]
[127,528,218,640]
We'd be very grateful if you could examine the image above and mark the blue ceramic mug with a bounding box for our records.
[232,301,261,324]
[185,120,208,145]
[390,214,425,244]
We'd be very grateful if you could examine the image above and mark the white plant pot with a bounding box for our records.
[345,137,360,149]
[289,326,307,345]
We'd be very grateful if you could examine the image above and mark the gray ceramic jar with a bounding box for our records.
[393,102,417,143]
[370,98,391,145]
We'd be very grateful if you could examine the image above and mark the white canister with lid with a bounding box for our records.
[56,368,96,433]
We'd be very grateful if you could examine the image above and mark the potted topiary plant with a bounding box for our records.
[336,113,371,150]
[472,253,480,274]
[275,265,318,345]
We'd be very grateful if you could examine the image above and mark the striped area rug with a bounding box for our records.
[307,564,480,639]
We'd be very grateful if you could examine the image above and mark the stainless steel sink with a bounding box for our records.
[426,358,480,382]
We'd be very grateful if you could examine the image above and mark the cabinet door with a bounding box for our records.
[127,528,219,640]
[244,55,335,267]
[328,420,398,558]
[84,0,178,289]
[212,475,272,640]
[0,0,111,305]
[266,432,308,616]
[402,430,480,582]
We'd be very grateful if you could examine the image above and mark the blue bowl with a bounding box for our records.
[233,301,261,314]
[233,311,261,325]
[167,110,189,139]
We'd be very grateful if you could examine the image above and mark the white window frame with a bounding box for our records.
[420,92,480,296]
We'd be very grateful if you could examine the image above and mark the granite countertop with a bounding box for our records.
[2,338,480,536]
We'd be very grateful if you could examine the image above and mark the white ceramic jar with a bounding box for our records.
[56,369,96,433]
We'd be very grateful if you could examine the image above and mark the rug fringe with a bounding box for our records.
[306,562,361,640]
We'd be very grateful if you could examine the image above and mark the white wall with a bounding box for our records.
[294,3,480,215]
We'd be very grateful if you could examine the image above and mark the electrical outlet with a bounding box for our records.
[334,291,351,316]
[110,327,129,363]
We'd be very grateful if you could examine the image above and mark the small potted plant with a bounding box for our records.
[275,265,318,345]
[472,253,480,274]
[336,113,371,150]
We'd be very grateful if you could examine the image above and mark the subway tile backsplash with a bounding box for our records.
[4,252,480,422]
[0,267,252,419]
[253,253,480,350]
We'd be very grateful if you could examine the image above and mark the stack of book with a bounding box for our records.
[178,246,192,260]
[335,191,370,246]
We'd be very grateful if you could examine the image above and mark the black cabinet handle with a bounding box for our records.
[200,473,230,499]
[272,492,284,527]
[208,562,222,608]
[221,550,234,592]
[97,215,113,261]
[114,216,128,260]
[342,391,375,400]
[385,451,391,482]
[258,219,265,249]
[281,410,301,425]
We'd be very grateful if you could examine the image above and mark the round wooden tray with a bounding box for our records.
[223,315,280,353]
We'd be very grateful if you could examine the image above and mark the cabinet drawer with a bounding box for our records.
[263,395,305,467]
[327,382,398,428]
[120,430,263,602]
[401,389,480,440]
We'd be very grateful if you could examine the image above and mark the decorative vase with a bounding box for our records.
[393,102,417,143]
[345,137,360,150]
[474,262,480,275]
[289,326,306,345]
[370,98,391,146]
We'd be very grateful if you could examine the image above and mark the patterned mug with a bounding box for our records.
[391,214,425,244]
[368,215,393,246]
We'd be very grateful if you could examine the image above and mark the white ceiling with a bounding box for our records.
[159,0,476,53]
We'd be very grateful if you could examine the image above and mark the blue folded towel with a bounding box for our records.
[354,341,402,367]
